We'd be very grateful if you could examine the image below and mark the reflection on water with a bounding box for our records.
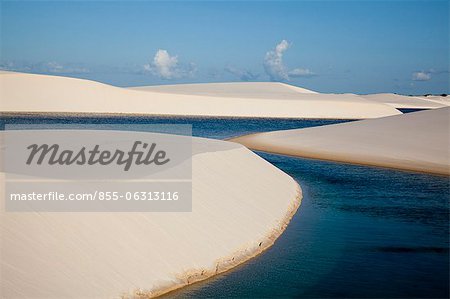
[1,115,448,298]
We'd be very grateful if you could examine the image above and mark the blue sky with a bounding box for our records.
[1,0,448,94]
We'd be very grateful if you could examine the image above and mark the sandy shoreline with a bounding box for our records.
[231,108,450,176]
[0,134,301,298]
[0,111,356,121]
[151,184,301,298]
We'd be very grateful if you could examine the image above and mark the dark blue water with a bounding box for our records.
[397,108,429,114]
[167,154,449,299]
[1,115,448,298]
[0,115,345,139]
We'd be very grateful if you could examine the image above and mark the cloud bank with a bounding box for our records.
[144,49,195,79]
[225,66,259,81]
[0,61,90,74]
[412,71,432,81]
[288,68,315,78]
[263,40,315,81]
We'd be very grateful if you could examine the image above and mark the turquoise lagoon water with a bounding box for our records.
[1,115,448,298]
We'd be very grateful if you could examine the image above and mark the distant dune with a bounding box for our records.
[132,83,447,110]
[417,95,450,107]
[231,108,450,175]
[0,135,300,298]
[361,93,448,109]
[130,81,319,96]
[0,72,401,119]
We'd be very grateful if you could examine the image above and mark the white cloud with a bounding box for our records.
[412,71,432,81]
[149,49,178,79]
[288,68,315,78]
[263,40,290,81]
[144,49,195,79]
[225,66,259,81]
[263,40,316,81]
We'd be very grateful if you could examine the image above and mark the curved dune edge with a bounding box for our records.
[1,134,302,298]
[143,185,301,299]
[229,145,448,176]
[230,108,450,176]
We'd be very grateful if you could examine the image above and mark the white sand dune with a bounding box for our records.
[130,81,319,97]
[417,95,450,107]
[135,83,448,111]
[0,135,301,298]
[0,72,401,119]
[231,108,450,175]
[360,93,447,109]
